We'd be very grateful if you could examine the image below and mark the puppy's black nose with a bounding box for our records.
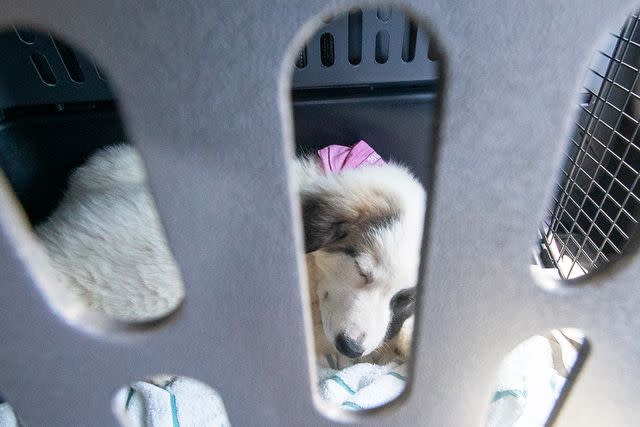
[335,333,364,358]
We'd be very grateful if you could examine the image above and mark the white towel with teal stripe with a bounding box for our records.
[0,401,21,427]
[112,375,230,427]
[318,354,408,411]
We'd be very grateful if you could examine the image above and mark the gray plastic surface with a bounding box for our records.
[0,28,111,109]
[0,1,638,426]
[292,8,438,88]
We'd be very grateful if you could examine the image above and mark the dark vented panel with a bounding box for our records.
[540,11,640,279]
[0,29,112,109]
[292,8,438,89]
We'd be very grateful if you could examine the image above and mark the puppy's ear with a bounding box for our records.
[301,191,347,253]
[385,287,416,340]
[301,188,400,253]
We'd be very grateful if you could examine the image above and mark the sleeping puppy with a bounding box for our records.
[296,154,426,364]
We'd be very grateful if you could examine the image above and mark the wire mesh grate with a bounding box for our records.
[540,11,640,279]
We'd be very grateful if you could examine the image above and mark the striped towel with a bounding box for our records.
[486,329,584,427]
[0,399,22,427]
[317,354,408,411]
[112,375,230,427]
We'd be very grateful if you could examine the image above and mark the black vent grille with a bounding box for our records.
[0,27,112,110]
[292,8,438,89]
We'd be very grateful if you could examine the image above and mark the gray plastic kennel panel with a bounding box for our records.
[0,1,638,427]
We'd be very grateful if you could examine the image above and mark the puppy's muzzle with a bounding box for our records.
[335,332,365,358]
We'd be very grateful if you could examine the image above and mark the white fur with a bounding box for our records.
[35,145,185,323]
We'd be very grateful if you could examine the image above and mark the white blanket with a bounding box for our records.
[0,401,21,427]
[318,354,408,411]
[112,375,230,427]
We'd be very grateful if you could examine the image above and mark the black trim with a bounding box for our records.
[0,100,117,124]
[291,81,439,102]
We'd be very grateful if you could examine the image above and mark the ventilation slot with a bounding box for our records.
[94,62,107,81]
[375,30,390,64]
[296,46,308,69]
[320,32,335,67]
[52,37,85,83]
[30,52,56,86]
[348,9,363,65]
[377,6,391,21]
[428,40,440,61]
[13,27,35,45]
[402,20,418,62]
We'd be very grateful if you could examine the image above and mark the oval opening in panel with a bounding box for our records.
[112,374,230,426]
[0,28,185,332]
[287,6,442,420]
[534,11,640,283]
[486,329,588,427]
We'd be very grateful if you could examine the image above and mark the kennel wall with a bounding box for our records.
[0,1,638,426]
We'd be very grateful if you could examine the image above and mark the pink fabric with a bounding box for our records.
[317,140,386,173]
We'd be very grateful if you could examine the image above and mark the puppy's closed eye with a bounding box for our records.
[343,246,373,285]
[357,266,373,285]
[353,259,373,285]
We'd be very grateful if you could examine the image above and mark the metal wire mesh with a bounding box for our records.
[540,12,640,279]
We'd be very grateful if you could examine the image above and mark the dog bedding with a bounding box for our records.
[317,354,407,411]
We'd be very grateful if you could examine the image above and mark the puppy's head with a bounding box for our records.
[303,163,425,358]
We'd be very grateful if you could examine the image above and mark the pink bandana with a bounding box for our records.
[317,140,386,173]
